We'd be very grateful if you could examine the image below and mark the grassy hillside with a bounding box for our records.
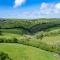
[0,18,60,60]
[0,43,60,60]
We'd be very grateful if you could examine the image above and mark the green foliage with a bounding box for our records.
[0,30,2,35]
[0,38,4,43]
[0,52,12,60]
[0,38,18,43]
[0,26,2,35]
[0,19,60,34]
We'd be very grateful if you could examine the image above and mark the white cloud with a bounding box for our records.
[40,3,49,10]
[55,3,60,9]
[40,3,60,14]
[13,0,26,8]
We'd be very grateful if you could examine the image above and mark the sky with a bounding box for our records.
[0,0,60,19]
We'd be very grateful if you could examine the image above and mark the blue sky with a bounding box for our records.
[0,0,60,19]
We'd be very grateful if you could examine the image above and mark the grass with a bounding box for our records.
[0,18,60,60]
[0,43,60,60]
[0,32,60,54]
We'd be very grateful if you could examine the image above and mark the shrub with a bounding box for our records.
[36,34,43,39]
[0,38,18,43]
[13,38,18,43]
[0,39,4,43]
[0,52,12,60]
[5,38,18,43]
[0,30,2,35]
[0,26,2,35]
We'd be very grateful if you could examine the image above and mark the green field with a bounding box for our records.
[0,43,60,60]
[0,18,60,60]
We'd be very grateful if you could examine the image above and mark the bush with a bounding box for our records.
[0,30,2,35]
[0,38,18,43]
[5,38,18,43]
[0,52,12,60]
[18,38,30,45]
[0,26,2,35]
[13,38,18,43]
[36,34,43,39]
[0,39,4,43]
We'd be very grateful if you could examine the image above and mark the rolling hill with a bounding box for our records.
[0,18,60,60]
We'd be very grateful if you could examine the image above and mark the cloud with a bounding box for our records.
[13,0,26,8]
[55,3,60,9]
[40,2,60,14]
[40,3,49,10]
